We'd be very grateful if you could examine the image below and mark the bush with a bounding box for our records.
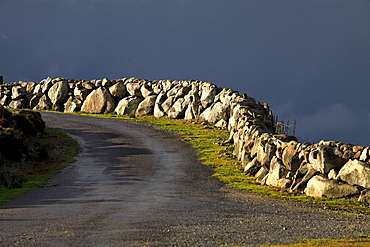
[0,105,47,188]
[0,160,27,188]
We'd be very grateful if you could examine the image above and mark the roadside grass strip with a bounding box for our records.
[267,234,370,247]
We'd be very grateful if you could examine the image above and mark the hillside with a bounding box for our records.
[0,105,46,188]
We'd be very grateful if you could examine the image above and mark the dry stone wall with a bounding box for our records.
[1,77,369,204]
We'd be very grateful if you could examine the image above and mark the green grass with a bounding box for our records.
[0,127,81,205]
[267,235,370,247]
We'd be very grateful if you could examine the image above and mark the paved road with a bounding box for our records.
[0,112,369,246]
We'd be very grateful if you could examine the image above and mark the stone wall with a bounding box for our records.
[1,77,369,204]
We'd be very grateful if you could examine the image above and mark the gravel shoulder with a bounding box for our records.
[0,112,369,246]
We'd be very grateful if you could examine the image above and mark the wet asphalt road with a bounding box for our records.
[0,112,369,246]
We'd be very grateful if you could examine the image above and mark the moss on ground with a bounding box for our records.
[267,234,370,247]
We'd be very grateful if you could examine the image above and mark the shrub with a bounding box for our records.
[0,105,47,188]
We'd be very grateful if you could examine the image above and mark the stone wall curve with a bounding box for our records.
[1,77,369,204]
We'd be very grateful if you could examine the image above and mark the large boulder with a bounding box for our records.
[214,88,234,103]
[358,189,370,204]
[136,95,157,116]
[290,162,318,192]
[167,97,187,119]
[255,167,269,185]
[166,83,183,97]
[109,81,127,99]
[74,87,91,101]
[281,141,303,171]
[93,79,102,87]
[266,156,289,187]
[257,142,276,170]
[174,85,191,99]
[82,81,95,90]
[8,99,26,109]
[126,82,142,97]
[200,83,217,108]
[11,86,26,100]
[184,104,197,120]
[359,147,370,162]
[155,92,167,105]
[184,85,201,120]
[249,134,273,169]
[64,96,82,113]
[244,157,261,176]
[337,159,370,188]
[115,96,142,116]
[140,83,154,98]
[161,95,176,113]
[29,95,40,109]
[41,77,53,93]
[32,84,43,96]
[25,81,37,94]
[101,78,112,87]
[198,106,211,121]
[154,104,166,118]
[81,87,116,114]
[33,94,52,110]
[153,93,167,117]
[304,175,359,198]
[199,101,230,124]
[308,145,346,174]
[48,79,69,105]
[160,80,173,93]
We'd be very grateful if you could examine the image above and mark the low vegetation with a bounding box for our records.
[268,234,370,247]
[0,106,80,205]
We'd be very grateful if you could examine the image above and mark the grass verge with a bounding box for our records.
[0,127,81,206]
[268,234,370,247]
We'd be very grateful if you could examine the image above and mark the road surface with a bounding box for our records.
[0,112,369,246]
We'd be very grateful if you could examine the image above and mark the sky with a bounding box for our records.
[0,0,369,146]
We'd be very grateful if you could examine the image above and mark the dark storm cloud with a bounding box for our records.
[1,0,369,146]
